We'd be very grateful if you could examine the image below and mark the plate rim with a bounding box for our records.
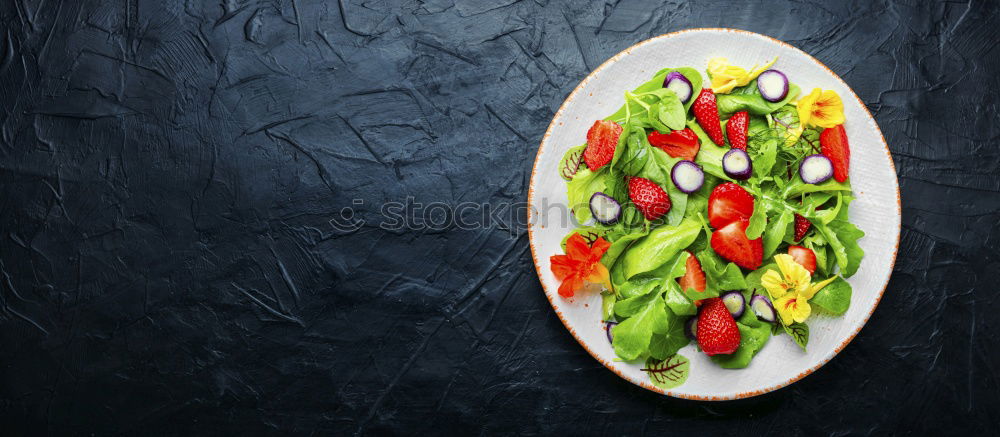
[526,28,901,400]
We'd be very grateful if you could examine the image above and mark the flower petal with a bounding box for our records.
[558,275,583,298]
[796,88,821,127]
[549,254,579,281]
[760,269,788,299]
[585,262,611,291]
[587,236,612,264]
[564,233,590,261]
[774,294,797,325]
[792,298,811,323]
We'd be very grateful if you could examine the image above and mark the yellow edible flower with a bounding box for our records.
[796,88,845,128]
[760,254,837,325]
[707,56,778,94]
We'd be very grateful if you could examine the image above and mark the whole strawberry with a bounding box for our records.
[693,88,725,146]
[726,111,749,150]
[696,297,741,356]
[628,177,671,221]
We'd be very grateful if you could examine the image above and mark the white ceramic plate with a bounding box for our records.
[527,29,900,400]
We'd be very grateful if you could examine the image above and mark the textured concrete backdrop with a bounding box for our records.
[1,0,998,434]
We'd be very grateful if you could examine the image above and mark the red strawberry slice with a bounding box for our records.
[726,111,749,150]
[583,120,623,171]
[678,251,706,294]
[628,177,671,221]
[693,88,725,146]
[696,297,741,356]
[820,124,850,182]
[707,182,754,230]
[648,128,700,161]
[787,245,817,274]
[793,213,811,241]
[711,219,763,270]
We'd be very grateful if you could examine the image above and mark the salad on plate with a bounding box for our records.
[550,56,865,388]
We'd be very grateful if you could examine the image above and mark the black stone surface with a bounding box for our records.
[1,0,998,434]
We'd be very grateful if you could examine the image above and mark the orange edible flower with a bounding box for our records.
[550,234,612,298]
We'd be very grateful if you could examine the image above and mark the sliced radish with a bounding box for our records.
[750,293,777,323]
[671,160,704,194]
[606,321,618,344]
[799,154,834,184]
[663,72,693,103]
[589,192,621,225]
[722,148,752,180]
[757,69,789,102]
[684,317,697,340]
[720,290,746,319]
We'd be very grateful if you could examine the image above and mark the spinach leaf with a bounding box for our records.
[621,218,701,279]
[810,276,852,315]
[655,67,704,111]
[717,81,801,116]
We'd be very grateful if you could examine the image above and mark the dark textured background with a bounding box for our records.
[1,0,998,434]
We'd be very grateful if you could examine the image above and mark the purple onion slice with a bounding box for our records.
[750,293,777,323]
[663,72,694,103]
[589,192,621,225]
[799,154,834,184]
[722,148,753,180]
[720,290,746,319]
[757,69,789,102]
[684,317,698,340]
[671,160,704,194]
[606,321,618,344]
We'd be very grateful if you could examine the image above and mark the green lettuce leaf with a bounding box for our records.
[566,166,607,223]
[611,295,671,360]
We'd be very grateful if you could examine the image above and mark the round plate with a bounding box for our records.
[527,29,900,400]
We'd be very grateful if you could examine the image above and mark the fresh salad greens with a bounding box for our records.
[551,56,865,384]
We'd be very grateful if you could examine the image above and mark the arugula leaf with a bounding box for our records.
[717,82,801,116]
[745,198,767,239]
[621,218,701,279]
[823,219,865,277]
[783,322,809,351]
[643,354,690,389]
[695,249,747,294]
[611,296,670,360]
[763,209,794,258]
[567,166,607,223]
[782,178,852,198]
[810,276,852,315]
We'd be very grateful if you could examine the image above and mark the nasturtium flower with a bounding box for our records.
[796,88,845,128]
[760,254,837,325]
[707,56,778,94]
[550,233,611,298]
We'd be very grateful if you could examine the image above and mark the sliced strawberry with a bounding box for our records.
[726,111,749,150]
[648,128,700,161]
[583,120,623,171]
[678,251,706,293]
[692,88,724,146]
[707,182,755,230]
[793,213,811,241]
[787,245,817,274]
[820,124,850,182]
[711,219,763,270]
[628,177,671,221]
[696,297,741,356]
